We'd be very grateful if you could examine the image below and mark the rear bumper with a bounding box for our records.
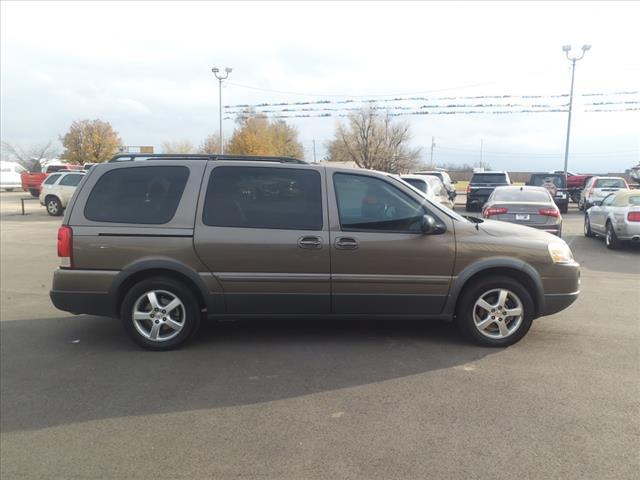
[50,290,114,317]
[542,291,579,316]
[527,224,562,236]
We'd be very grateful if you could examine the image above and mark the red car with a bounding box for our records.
[21,164,84,197]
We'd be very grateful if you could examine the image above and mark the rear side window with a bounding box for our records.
[84,166,189,224]
[59,174,84,186]
[43,174,62,185]
[203,166,322,230]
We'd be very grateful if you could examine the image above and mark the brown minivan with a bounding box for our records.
[51,154,580,350]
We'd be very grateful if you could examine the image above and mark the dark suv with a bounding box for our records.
[51,154,580,350]
[466,171,511,211]
[528,173,569,213]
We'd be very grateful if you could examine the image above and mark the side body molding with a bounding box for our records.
[442,257,545,318]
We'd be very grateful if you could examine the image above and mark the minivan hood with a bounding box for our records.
[477,218,557,242]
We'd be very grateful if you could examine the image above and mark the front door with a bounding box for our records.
[328,171,456,315]
[194,163,330,314]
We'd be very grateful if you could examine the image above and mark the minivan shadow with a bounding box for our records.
[1,315,495,433]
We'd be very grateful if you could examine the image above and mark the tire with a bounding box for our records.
[584,214,595,237]
[455,275,534,347]
[605,222,621,250]
[45,196,63,216]
[29,189,39,198]
[465,202,473,212]
[560,203,569,214]
[120,276,201,350]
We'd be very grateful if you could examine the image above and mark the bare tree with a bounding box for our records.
[325,108,421,173]
[198,134,222,154]
[1,140,59,172]
[161,140,197,154]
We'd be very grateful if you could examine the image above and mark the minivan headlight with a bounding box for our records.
[548,241,574,263]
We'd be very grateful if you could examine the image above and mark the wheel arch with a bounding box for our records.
[445,258,544,318]
[109,259,215,317]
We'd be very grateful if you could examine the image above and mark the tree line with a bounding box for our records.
[2,107,432,173]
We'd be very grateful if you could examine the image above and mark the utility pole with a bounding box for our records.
[561,44,590,183]
[430,136,435,166]
[211,66,233,154]
[312,139,317,163]
[480,138,484,169]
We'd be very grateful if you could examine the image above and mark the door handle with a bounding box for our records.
[335,237,358,250]
[297,236,322,249]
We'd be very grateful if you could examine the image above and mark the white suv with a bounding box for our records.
[39,171,85,216]
[580,176,629,211]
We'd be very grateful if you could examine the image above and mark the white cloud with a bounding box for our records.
[1,1,638,171]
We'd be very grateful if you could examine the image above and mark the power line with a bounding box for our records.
[225,80,497,98]
[224,90,638,109]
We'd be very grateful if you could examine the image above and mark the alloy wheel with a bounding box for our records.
[47,200,58,215]
[132,290,185,342]
[472,288,524,339]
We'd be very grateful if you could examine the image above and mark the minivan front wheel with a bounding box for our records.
[121,277,200,350]
[456,276,534,347]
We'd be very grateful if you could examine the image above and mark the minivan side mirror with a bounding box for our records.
[421,214,446,235]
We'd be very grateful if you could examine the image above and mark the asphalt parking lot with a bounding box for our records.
[1,191,638,480]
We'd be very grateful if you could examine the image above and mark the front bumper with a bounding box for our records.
[542,291,579,316]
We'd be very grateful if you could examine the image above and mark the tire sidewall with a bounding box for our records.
[46,197,62,216]
[456,276,535,347]
[605,223,619,250]
[120,277,201,350]
[584,214,593,237]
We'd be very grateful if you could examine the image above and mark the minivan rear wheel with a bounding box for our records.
[121,277,201,350]
[456,275,534,347]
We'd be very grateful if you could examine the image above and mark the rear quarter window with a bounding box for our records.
[84,166,189,224]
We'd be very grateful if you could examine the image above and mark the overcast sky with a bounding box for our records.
[1,1,639,171]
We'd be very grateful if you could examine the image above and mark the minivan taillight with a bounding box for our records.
[57,226,73,268]
[539,208,560,217]
[628,212,640,222]
[484,207,508,217]
[466,184,471,194]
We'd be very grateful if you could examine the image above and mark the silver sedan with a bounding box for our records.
[584,190,640,249]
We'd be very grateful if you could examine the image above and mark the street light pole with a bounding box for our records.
[211,66,232,154]
[561,44,590,183]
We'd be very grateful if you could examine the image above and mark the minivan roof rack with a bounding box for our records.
[109,153,307,164]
